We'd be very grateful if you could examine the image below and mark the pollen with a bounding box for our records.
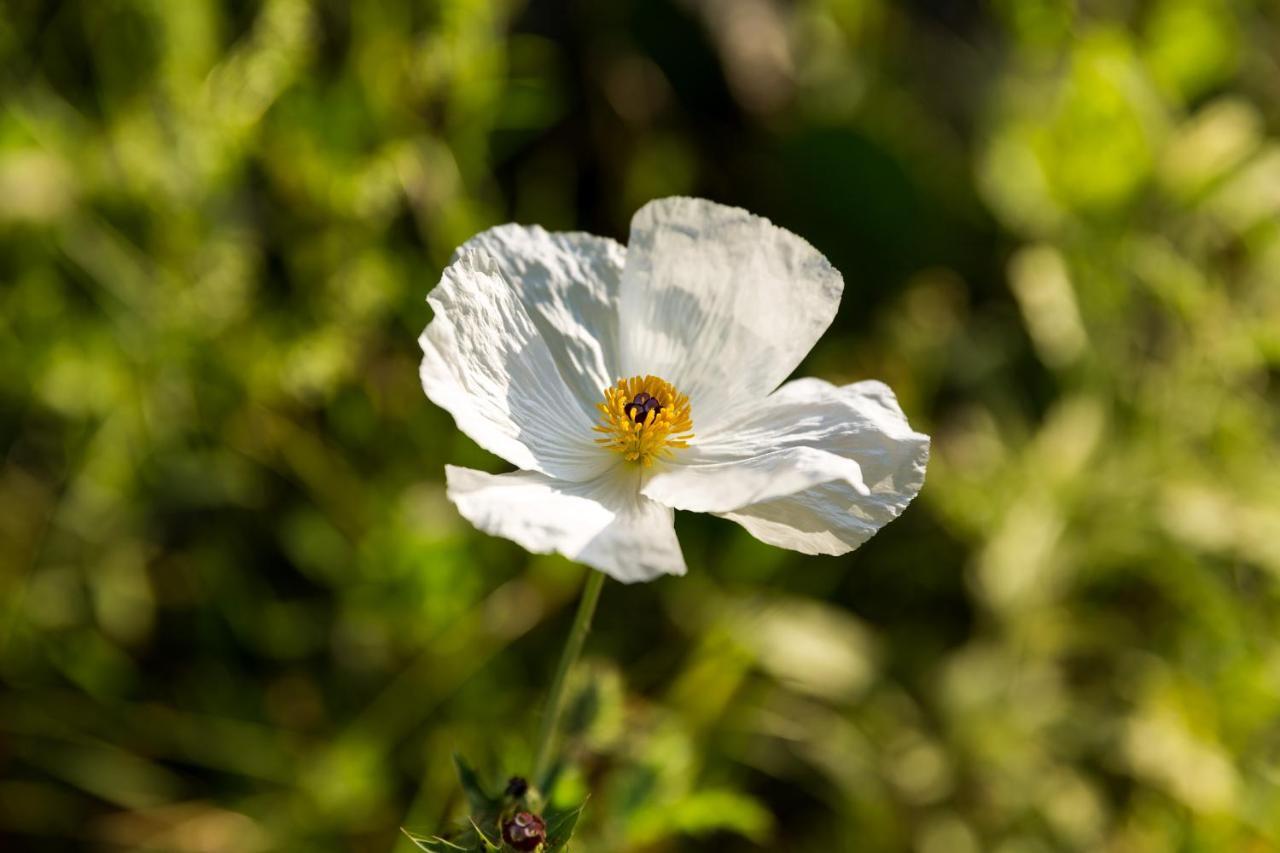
[593,375,694,467]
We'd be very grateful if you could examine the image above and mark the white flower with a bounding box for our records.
[420,197,930,583]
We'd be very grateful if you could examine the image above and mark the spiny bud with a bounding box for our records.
[501,810,546,851]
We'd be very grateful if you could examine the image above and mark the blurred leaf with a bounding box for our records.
[629,788,774,845]
[535,759,564,804]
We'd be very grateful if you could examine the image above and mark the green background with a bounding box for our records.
[3,0,1279,850]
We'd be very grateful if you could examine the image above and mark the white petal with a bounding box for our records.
[457,224,626,398]
[642,446,870,513]
[642,378,929,554]
[618,197,843,431]
[421,252,613,482]
[719,479,916,556]
[446,465,686,583]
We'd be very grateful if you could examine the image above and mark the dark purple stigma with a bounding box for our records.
[623,391,663,424]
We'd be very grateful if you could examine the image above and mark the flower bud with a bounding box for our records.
[501,810,546,851]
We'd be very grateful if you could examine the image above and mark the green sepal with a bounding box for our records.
[468,818,503,851]
[453,753,501,817]
[543,799,587,852]
[400,829,472,852]
[400,822,499,853]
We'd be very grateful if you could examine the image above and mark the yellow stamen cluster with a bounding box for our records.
[594,375,694,466]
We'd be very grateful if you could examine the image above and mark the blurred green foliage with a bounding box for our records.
[2,0,1280,850]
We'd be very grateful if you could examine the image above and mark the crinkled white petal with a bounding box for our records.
[420,252,614,482]
[446,465,686,583]
[456,224,626,397]
[642,378,929,554]
[719,479,912,556]
[618,197,844,431]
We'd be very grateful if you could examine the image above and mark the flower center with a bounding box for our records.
[593,375,694,466]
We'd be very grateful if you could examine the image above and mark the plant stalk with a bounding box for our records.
[532,569,606,786]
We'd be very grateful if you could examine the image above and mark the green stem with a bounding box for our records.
[532,569,606,786]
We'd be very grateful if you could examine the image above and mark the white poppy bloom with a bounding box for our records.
[421,197,930,583]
